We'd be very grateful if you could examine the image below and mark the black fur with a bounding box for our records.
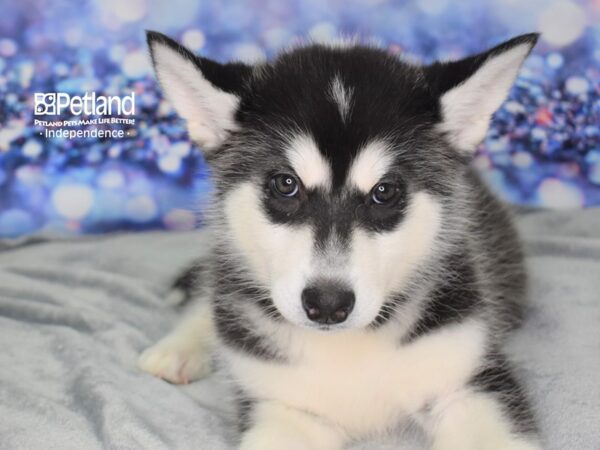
[213,301,282,361]
[211,253,283,361]
[146,30,251,97]
[237,45,440,189]
[403,250,482,343]
[369,293,409,329]
[263,184,409,248]
[236,393,255,433]
[425,33,539,97]
[169,259,206,305]
[160,37,462,198]
[471,354,538,436]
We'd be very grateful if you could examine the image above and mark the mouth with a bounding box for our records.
[302,321,351,333]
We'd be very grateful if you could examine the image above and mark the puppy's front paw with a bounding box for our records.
[239,402,344,450]
[431,439,541,450]
[239,432,314,450]
[137,336,211,384]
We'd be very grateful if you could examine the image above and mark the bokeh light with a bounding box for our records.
[539,1,587,47]
[51,184,95,220]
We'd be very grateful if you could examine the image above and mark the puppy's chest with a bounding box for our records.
[225,321,486,434]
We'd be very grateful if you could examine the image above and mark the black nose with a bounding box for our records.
[301,282,355,325]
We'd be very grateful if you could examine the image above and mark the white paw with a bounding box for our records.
[137,337,211,384]
[239,417,342,450]
[239,433,314,450]
[431,437,541,450]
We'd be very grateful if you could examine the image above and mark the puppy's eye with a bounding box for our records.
[271,174,299,198]
[371,182,399,205]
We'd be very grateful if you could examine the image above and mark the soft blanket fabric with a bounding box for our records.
[0,210,599,450]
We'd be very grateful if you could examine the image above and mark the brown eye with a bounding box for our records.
[371,182,399,205]
[271,174,299,197]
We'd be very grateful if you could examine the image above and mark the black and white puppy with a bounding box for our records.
[139,30,541,450]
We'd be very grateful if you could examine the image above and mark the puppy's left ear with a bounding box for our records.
[146,31,252,151]
[426,33,539,153]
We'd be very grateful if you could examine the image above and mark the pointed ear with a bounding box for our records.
[146,31,252,151]
[425,33,539,153]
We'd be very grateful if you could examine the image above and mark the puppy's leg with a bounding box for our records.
[138,301,215,384]
[165,259,207,306]
[424,379,541,450]
[239,402,345,450]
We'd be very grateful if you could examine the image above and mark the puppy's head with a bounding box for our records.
[147,31,538,331]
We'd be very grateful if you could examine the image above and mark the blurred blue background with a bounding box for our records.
[0,0,599,237]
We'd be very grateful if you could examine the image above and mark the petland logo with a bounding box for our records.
[33,92,137,140]
[34,92,135,116]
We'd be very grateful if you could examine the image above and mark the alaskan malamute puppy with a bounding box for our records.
[139,30,540,450]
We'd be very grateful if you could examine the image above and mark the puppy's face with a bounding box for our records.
[221,133,444,331]
[148,32,537,331]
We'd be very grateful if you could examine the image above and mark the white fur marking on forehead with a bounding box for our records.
[348,140,394,192]
[329,76,353,123]
[286,134,331,190]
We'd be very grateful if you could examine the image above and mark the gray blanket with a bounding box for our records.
[1,210,599,450]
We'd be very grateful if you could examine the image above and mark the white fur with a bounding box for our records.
[329,75,353,123]
[223,181,441,330]
[427,390,542,450]
[239,402,345,450]
[349,191,442,328]
[138,302,214,384]
[226,319,487,436]
[224,182,315,325]
[348,139,394,192]
[285,134,332,190]
[142,305,539,449]
[438,43,532,152]
[150,42,240,150]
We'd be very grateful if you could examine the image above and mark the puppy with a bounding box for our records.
[139,30,541,450]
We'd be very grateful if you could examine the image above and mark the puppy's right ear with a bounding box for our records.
[146,31,252,151]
